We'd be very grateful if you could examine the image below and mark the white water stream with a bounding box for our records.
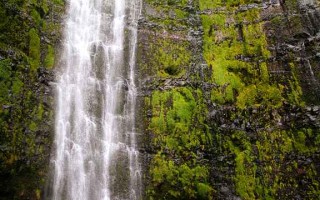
[50,0,142,199]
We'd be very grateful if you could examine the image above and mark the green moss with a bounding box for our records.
[52,0,64,5]
[29,28,41,71]
[12,78,24,94]
[35,189,41,199]
[200,3,282,109]
[199,0,221,10]
[0,0,64,198]
[148,87,213,199]
[197,182,214,199]
[225,130,256,199]
[155,39,190,77]
[37,104,44,120]
[0,59,11,81]
[200,1,319,199]
[221,126,320,199]
[287,63,304,106]
[0,9,9,30]
[149,153,213,199]
[146,0,188,7]
[31,9,42,27]
[175,9,188,19]
[236,85,258,109]
[40,0,49,15]
[44,45,55,69]
[29,122,37,132]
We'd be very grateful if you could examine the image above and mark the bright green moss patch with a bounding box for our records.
[287,63,305,106]
[12,78,24,94]
[199,0,260,10]
[200,0,318,199]
[150,88,210,150]
[199,0,222,10]
[147,87,213,199]
[40,0,49,15]
[138,0,194,82]
[29,122,37,132]
[175,9,188,19]
[52,0,64,5]
[44,45,55,69]
[29,28,41,71]
[31,9,42,27]
[221,127,320,199]
[140,35,191,78]
[146,0,188,7]
[236,85,258,109]
[236,84,284,109]
[144,0,190,28]
[200,1,284,109]
[37,104,44,120]
[149,154,213,199]
[157,40,190,76]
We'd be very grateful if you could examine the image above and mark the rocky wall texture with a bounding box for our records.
[0,0,319,199]
[138,0,320,199]
[0,0,64,199]
[138,0,215,199]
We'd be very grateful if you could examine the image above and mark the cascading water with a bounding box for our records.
[49,0,142,199]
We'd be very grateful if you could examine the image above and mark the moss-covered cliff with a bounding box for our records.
[0,0,64,199]
[0,0,319,199]
[138,0,215,199]
[138,0,320,199]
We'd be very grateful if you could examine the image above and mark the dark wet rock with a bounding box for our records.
[221,186,230,194]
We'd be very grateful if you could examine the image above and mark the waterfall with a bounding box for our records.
[50,0,142,199]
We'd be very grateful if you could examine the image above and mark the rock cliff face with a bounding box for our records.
[0,0,319,199]
[0,0,64,199]
[138,0,320,199]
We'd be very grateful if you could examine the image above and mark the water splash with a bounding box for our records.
[50,0,142,199]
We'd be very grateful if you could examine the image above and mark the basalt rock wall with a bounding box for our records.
[138,0,320,199]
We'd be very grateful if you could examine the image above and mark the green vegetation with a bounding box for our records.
[147,88,213,199]
[0,0,64,199]
[146,0,188,7]
[200,6,280,107]
[141,2,216,198]
[0,0,319,199]
[199,0,320,199]
[138,0,194,80]
[221,127,320,199]
[139,36,191,78]
[155,39,190,77]
[29,28,41,71]
[141,0,320,199]
[45,45,55,69]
